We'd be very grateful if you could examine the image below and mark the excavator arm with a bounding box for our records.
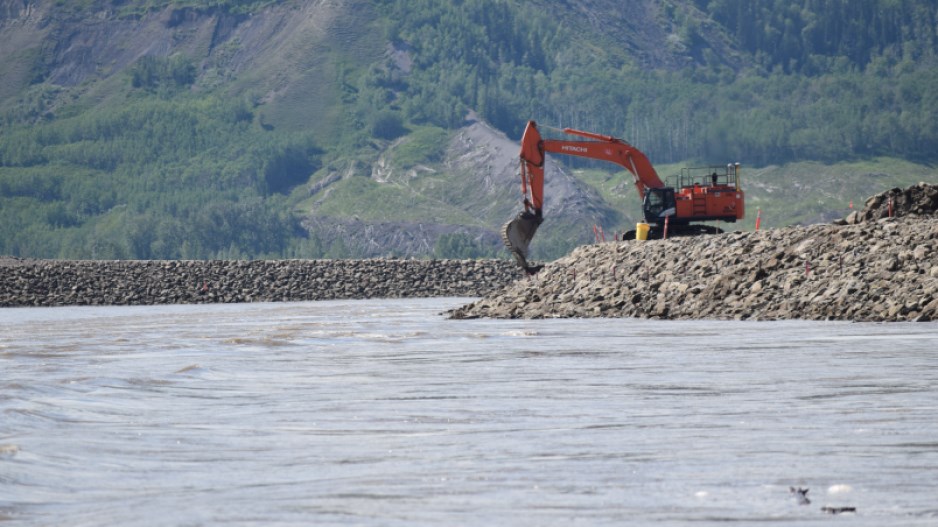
[503,120,665,272]
[518,120,664,215]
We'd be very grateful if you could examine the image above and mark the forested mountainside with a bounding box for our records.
[1,0,936,260]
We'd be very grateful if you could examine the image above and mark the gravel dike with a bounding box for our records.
[449,184,938,322]
[4,184,936,320]
[0,258,519,307]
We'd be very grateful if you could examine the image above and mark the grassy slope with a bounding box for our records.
[293,125,507,228]
[297,137,937,258]
[742,158,938,230]
[310,176,483,226]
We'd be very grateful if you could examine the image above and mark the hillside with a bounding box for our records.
[1,0,937,260]
[295,117,615,259]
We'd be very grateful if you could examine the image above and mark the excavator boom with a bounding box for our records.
[515,121,663,215]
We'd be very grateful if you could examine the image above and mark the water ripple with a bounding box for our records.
[1,299,937,525]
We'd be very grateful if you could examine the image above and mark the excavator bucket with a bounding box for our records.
[501,211,543,274]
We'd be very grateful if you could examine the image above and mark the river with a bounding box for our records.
[2,298,937,525]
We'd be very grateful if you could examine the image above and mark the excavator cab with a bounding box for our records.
[642,188,677,224]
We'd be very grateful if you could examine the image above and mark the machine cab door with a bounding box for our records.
[643,187,676,224]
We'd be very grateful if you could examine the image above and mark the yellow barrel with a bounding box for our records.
[635,222,650,241]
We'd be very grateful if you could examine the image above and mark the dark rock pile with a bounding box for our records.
[0,258,519,307]
[838,182,938,224]
[449,214,938,322]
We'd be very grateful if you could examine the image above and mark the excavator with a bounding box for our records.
[502,120,744,273]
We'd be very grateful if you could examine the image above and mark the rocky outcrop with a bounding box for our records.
[449,189,938,322]
[0,258,518,307]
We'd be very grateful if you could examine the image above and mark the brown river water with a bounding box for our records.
[2,298,937,526]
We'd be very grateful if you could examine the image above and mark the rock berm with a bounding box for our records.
[449,183,938,322]
[0,258,519,307]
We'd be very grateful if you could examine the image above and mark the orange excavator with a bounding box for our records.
[502,120,744,273]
